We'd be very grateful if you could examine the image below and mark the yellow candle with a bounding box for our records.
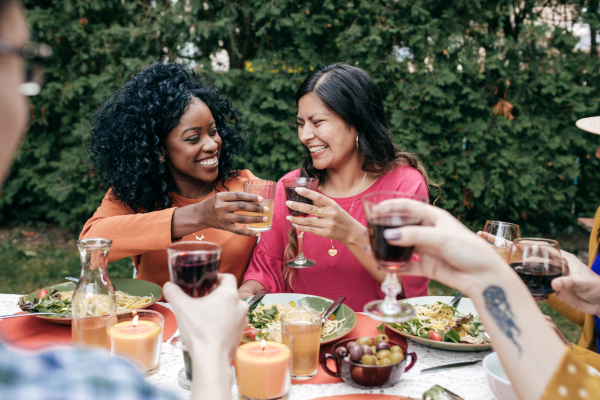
[235,341,292,399]
[107,318,162,372]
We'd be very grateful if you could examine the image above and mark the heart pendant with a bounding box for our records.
[328,249,338,256]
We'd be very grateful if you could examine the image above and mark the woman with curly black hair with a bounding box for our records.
[80,62,268,288]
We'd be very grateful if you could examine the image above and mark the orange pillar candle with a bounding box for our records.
[106,310,164,376]
[235,338,293,400]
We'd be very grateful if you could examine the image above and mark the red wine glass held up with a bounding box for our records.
[362,192,426,323]
[508,238,564,301]
[282,177,319,269]
[167,241,222,390]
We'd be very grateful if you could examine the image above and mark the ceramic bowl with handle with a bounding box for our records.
[320,337,417,389]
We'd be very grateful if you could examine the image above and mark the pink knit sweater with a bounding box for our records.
[243,166,430,311]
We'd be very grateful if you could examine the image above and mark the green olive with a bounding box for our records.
[361,354,377,365]
[390,351,404,364]
[376,350,391,360]
[390,345,402,353]
[379,357,392,366]
[374,334,389,345]
[370,345,377,354]
[356,336,372,346]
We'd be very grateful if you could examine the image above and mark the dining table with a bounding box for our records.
[0,293,496,400]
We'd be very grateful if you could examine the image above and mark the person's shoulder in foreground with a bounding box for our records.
[0,341,179,400]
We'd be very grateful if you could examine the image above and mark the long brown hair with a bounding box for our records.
[283,64,439,287]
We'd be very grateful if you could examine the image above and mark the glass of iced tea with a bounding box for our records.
[243,180,276,231]
[508,238,564,301]
[167,241,222,389]
[482,221,520,263]
[281,310,321,380]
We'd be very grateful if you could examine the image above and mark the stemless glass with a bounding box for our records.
[362,192,426,322]
[167,241,222,389]
[508,238,564,301]
[281,310,320,380]
[282,177,319,268]
[243,180,276,232]
[482,221,520,263]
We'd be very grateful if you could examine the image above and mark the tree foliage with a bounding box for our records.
[2,0,599,235]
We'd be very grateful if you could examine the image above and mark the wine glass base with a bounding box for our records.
[363,299,415,323]
[178,367,191,390]
[286,259,316,269]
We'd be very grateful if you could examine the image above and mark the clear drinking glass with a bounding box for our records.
[508,238,564,301]
[167,241,222,389]
[282,177,319,269]
[482,221,521,263]
[105,309,164,376]
[281,310,320,380]
[236,329,294,400]
[243,180,276,232]
[362,192,426,322]
[71,238,116,352]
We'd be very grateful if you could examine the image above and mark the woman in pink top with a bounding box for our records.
[239,64,437,311]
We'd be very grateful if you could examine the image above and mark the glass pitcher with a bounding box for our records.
[71,238,116,350]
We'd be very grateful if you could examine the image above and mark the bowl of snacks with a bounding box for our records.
[320,335,417,389]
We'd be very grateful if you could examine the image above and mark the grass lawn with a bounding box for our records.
[0,225,586,344]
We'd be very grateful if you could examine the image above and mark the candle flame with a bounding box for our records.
[132,315,139,327]
[260,339,266,350]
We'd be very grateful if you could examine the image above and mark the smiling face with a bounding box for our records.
[297,93,358,171]
[162,98,221,188]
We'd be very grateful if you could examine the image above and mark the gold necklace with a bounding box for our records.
[193,189,215,241]
[327,171,368,257]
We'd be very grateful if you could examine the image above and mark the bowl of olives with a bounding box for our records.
[320,334,417,389]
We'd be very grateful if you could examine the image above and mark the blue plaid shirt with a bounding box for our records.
[0,340,180,400]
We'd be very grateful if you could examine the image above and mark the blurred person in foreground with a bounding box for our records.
[0,1,246,399]
[382,199,600,400]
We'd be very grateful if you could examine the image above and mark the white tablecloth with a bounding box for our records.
[0,294,495,399]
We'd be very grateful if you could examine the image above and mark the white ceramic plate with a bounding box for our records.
[385,295,492,352]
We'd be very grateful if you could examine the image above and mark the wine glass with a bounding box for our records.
[362,192,426,322]
[167,241,222,389]
[508,238,564,301]
[482,221,520,263]
[282,177,319,268]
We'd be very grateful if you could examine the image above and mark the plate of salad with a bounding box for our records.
[384,296,491,352]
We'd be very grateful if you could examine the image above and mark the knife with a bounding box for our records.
[420,359,483,373]
[322,296,345,327]
[246,289,270,310]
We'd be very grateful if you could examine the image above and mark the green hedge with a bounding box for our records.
[2,0,599,236]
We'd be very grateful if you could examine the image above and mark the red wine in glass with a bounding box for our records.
[368,214,421,270]
[510,261,562,300]
[284,186,313,216]
[170,255,219,298]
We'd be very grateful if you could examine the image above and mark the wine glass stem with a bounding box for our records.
[381,272,401,314]
[296,230,307,261]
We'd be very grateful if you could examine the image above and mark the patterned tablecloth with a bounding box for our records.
[0,294,496,400]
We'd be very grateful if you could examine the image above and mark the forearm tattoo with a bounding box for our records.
[484,286,522,354]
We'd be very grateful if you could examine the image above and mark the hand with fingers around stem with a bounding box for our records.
[551,251,600,317]
[172,191,270,239]
[285,187,365,245]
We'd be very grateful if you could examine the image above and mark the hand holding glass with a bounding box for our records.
[243,180,276,232]
[482,221,520,263]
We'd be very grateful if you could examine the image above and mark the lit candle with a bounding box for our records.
[106,311,164,375]
[235,339,292,399]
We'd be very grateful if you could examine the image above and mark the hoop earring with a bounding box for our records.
[158,155,165,163]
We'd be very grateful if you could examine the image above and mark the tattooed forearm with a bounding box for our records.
[484,286,522,354]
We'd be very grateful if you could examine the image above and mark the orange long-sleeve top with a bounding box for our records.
[80,170,259,288]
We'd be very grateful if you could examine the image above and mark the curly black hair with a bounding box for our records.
[88,62,247,213]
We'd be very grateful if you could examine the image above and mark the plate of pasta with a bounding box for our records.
[384,296,492,352]
[19,278,162,325]
[242,293,357,345]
